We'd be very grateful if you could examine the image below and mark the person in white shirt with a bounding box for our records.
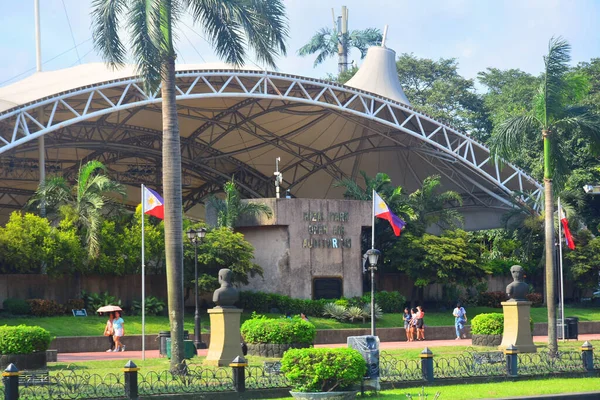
[452,302,467,340]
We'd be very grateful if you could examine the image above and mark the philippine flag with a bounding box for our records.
[374,191,406,236]
[560,209,575,250]
[143,186,164,220]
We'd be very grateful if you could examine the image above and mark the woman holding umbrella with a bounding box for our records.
[103,312,115,352]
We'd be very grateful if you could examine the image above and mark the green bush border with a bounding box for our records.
[241,314,316,345]
[0,325,53,354]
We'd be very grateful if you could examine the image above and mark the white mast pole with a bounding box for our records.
[141,185,146,360]
[381,25,389,48]
[558,197,565,341]
[35,0,46,219]
[371,190,375,336]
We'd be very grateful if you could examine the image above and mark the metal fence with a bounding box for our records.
[2,342,599,399]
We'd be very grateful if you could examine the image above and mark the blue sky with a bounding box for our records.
[1,0,599,90]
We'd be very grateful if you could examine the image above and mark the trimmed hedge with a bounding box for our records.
[471,312,534,335]
[281,347,366,392]
[471,313,504,335]
[237,290,406,316]
[27,299,66,317]
[241,315,316,345]
[2,298,31,315]
[0,325,52,354]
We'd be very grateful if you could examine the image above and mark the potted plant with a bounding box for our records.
[281,347,366,400]
[0,325,52,370]
[241,314,315,357]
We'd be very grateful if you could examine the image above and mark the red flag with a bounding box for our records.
[560,209,575,250]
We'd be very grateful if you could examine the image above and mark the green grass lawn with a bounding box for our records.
[1,306,599,337]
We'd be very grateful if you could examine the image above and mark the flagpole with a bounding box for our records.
[558,197,565,342]
[141,184,146,360]
[371,190,376,336]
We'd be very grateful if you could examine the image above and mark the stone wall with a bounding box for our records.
[211,198,372,299]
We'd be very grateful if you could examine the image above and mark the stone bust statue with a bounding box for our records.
[506,265,529,302]
[213,268,239,307]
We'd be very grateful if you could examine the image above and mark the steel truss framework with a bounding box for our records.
[0,69,542,213]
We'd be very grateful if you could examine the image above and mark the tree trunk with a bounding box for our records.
[543,129,557,355]
[162,57,185,371]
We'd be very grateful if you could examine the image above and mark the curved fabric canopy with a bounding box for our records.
[0,48,542,229]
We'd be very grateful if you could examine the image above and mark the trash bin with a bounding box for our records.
[159,330,189,356]
[565,317,578,340]
[347,335,379,380]
[166,338,196,359]
[557,323,569,340]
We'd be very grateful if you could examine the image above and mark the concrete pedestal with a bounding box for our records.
[204,307,243,366]
[498,301,536,353]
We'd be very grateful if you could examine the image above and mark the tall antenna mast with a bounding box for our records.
[274,157,283,199]
[34,0,46,218]
[381,25,389,48]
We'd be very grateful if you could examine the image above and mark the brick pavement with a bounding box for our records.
[56,333,600,363]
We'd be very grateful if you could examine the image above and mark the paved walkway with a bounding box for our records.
[56,334,600,363]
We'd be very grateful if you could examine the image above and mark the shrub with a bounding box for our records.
[81,290,122,313]
[471,312,534,335]
[323,303,348,321]
[477,291,509,308]
[241,315,315,345]
[237,291,328,317]
[132,296,166,316]
[2,298,31,315]
[26,299,66,317]
[281,348,366,392]
[346,306,367,322]
[362,304,383,320]
[471,313,504,335]
[526,293,543,307]
[66,299,85,311]
[0,325,52,354]
[360,292,406,313]
[334,298,349,308]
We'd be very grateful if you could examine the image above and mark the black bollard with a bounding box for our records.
[123,360,140,400]
[581,341,594,373]
[3,363,20,400]
[504,344,518,377]
[230,355,248,392]
[419,347,434,383]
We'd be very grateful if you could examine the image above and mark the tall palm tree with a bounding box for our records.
[28,160,126,258]
[491,37,600,354]
[91,0,287,369]
[207,178,273,228]
[298,27,381,73]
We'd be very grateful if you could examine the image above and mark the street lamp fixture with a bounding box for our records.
[583,184,600,195]
[365,248,381,336]
[186,227,207,350]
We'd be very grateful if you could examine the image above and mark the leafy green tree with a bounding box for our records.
[407,175,463,236]
[491,37,600,354]
[0,211,85,276]
[196,227,263,291]
[91,0,288,369]
[207,178,273,228]
[565,229,600,293]
[28,160,126,258]
[390,229,485,304]
[395,53,489,135]
[298,27,381,72]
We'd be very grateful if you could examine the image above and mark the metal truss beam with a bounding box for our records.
[0,69,542,210]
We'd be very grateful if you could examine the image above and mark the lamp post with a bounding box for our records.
[366,248,381,336]
[186,227,207,350]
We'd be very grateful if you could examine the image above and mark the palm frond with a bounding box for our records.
[238,202,273,220]
[77,161,107,202]
[543,36,571,124]
[26,176,72,215]
[556,107,600,145]
[490,114,540,160]
[297,27,337,67]
[128,0,164,91]
[91,0,127,67]
[348,28,382,58]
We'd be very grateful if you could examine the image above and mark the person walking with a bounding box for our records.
[416,306,425,341]
[103,312,115,352]
[402,307,412,341]
[453,302,467,340]
[112,311,126,352]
